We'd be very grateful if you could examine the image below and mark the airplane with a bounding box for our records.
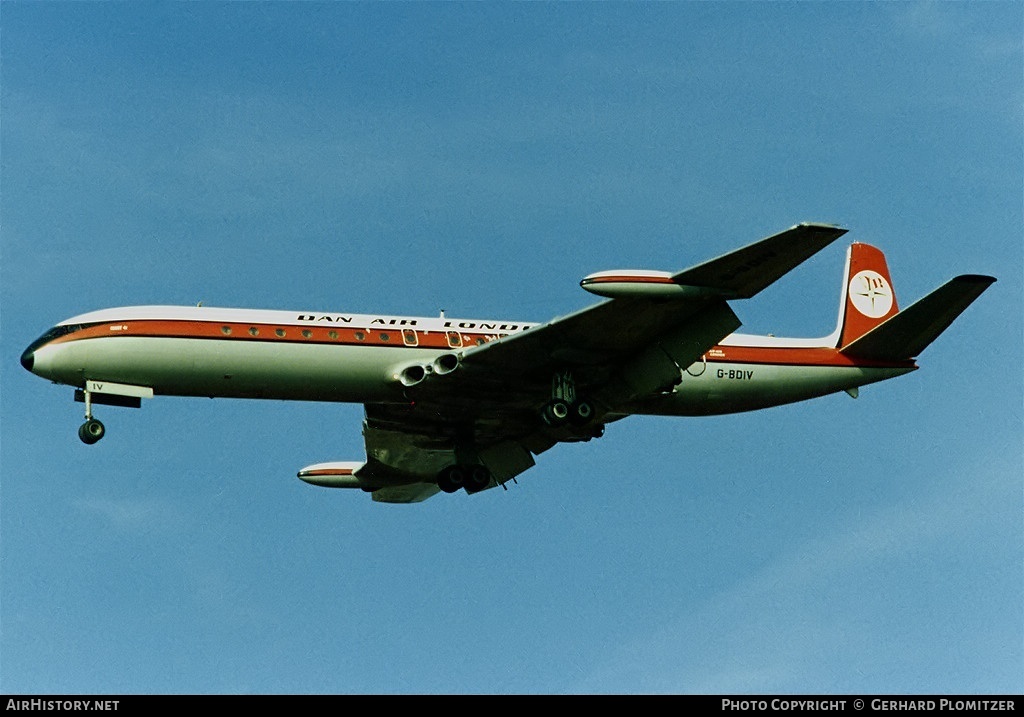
[20,223,995,503]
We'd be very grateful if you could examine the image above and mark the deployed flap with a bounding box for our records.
[371,483,441,504]
[354,404,547,502]
[353,452,444,503]
[840,275,995,361]
[610,299,741,403]
[360,422,456,483]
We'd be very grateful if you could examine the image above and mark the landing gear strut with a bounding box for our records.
[78,387,105,445]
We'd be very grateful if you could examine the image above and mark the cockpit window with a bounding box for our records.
[24,323,89,354]
[46,324,80,340]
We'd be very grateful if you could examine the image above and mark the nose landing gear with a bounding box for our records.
[78,387,105,444]
[71,381,152,445]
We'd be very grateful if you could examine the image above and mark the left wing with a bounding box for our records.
[355,411,540,503]
[354,223,847,502]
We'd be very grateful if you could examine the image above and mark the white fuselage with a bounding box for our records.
[23,305,916,416]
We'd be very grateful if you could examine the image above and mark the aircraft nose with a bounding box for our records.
[20,346,34,372]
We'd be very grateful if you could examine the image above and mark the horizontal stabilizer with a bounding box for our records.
[840,275,995,361]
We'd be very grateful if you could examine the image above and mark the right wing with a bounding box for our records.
[452,222,848,403]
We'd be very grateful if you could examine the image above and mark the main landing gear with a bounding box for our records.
[541,397,593,426]
[541,371,597,428]
[436,463,492,494]
[434,371,604,497]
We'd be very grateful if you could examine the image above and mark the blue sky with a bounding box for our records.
[1,2,1020,695]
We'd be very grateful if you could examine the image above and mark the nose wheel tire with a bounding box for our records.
[78,418,105,445]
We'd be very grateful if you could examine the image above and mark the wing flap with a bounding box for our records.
[360,422,455,481]
[352,405,546,501]
[370,483,442,504]
[607,299,741,403]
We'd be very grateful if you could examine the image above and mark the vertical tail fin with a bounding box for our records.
[834,242,900,348]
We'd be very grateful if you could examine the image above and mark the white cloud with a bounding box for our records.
[72,496,173,532]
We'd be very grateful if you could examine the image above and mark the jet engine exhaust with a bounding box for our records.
[432,353,460,375]
[398,364,427,387]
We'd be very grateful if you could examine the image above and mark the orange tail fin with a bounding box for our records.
[835,243,900,348]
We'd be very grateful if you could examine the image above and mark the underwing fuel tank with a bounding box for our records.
[297,461,364,488]
[579,270,721,299]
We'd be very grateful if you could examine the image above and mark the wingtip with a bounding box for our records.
[954,274,997,285]
[795,221,848,235]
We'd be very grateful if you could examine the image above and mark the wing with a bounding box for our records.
[354,223,847,502]
[452,222,846,405]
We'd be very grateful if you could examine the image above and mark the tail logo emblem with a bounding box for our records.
[849,270,893,318]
